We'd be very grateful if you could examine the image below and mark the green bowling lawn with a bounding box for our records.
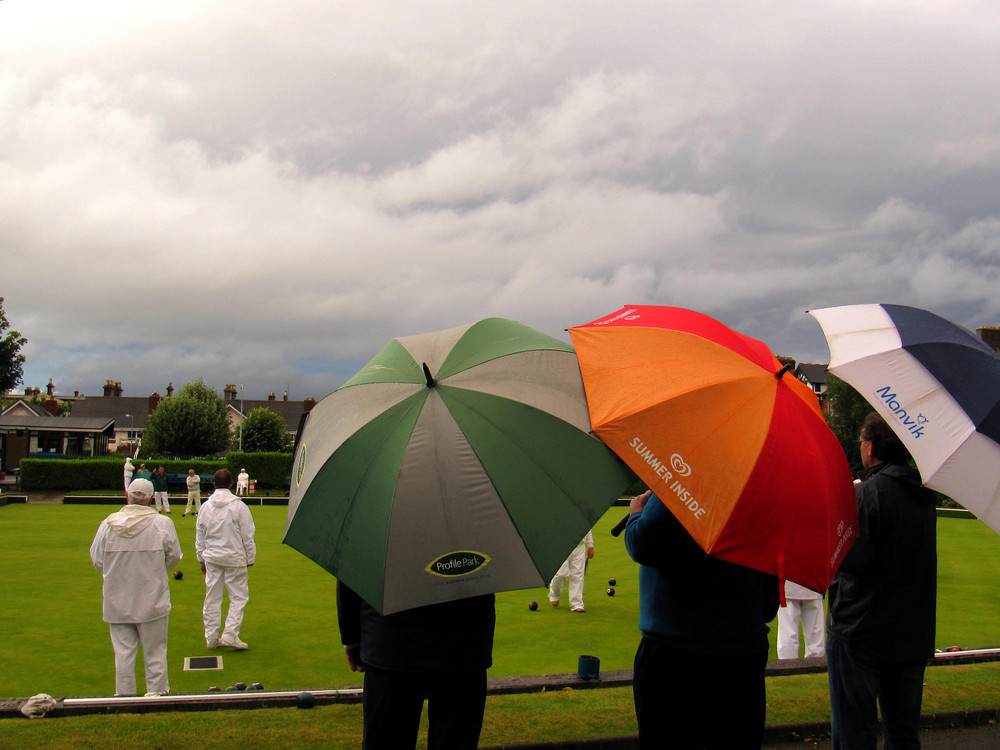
[1,502,997,748]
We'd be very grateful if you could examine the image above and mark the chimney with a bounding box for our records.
[149,392,161,414]
[166,382,174,397]
[45,397,59,416]
[47,378,55,396]
[225,384,237,401]
[978,326,1000,352]
[268,392,275,401]
[303,397,316,412]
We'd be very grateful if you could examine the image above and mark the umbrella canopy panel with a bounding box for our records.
[571,305,858,592]
[810,303,1000,534]
[285,318,636,614]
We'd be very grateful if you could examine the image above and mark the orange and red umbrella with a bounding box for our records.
[569,305,857,593]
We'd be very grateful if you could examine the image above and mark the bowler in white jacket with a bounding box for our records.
[90,478,182,696]
[196,469,256,650]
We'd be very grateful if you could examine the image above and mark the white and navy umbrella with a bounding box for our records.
[809,303,1000,535]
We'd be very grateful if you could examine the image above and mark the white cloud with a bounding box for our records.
[2,0,1000,399]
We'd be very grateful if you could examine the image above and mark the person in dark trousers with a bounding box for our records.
[624,489,779,749]
[150,465,170,513]
[337,581,495,750]
[826,411,937,749]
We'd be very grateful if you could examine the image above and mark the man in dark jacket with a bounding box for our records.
[624,489,780,749]
[150,465,171,514]
[337,581,496,750]
[827,411,937,749]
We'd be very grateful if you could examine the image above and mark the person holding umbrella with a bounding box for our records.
[337,581,495,750]
[624,489,779,749]
[826,412,937,749]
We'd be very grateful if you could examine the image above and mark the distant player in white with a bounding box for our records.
[236,469,249,496]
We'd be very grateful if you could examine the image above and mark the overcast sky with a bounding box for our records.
[3,1,999,401]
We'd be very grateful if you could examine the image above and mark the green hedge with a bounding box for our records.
[226,452,294,490]
[17,457,260,491]
[19,457,124,491]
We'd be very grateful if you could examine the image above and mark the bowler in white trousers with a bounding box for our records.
[777,581,826,659]
[548,530,594,613]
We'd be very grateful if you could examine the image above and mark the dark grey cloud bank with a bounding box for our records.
[3,1,999,400]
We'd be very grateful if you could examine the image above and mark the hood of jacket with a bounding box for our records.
[106,504,159,537]
[207,488,239,506]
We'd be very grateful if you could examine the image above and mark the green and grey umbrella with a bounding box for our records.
[283,318,635,615]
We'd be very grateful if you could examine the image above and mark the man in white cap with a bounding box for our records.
[90,478,182,696]
[236,468,249,496]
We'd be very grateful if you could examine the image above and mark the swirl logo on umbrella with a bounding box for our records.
[670,454,692,476]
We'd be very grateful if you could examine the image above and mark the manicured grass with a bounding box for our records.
[2,503,655,698]
[2,667,999,749]
[0,503,998,747]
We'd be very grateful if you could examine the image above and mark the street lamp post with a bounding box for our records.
[238,384,245,451]
[125,413,134,449]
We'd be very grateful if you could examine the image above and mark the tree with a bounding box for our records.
[239,407,292,453]
[824,374,875,476]
[0,297,27,393]
[142,379,231,457]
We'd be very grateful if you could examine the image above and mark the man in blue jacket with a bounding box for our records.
[826,412,937,749]
[625,489,779,749]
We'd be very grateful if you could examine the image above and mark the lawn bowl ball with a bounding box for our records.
[173,570,183,580]
[528,601,538,611]
[608,578,616,586]
[234,682,247,691]
[607,587,616,596]
[249,682,264,692]
[207,686,221,693]
[225,685,238,692]
[296,691,317,709]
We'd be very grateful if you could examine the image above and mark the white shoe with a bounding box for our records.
[206,638,220,650]
[220,635,248,650]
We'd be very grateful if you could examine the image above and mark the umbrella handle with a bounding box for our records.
[610,513,630,537]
